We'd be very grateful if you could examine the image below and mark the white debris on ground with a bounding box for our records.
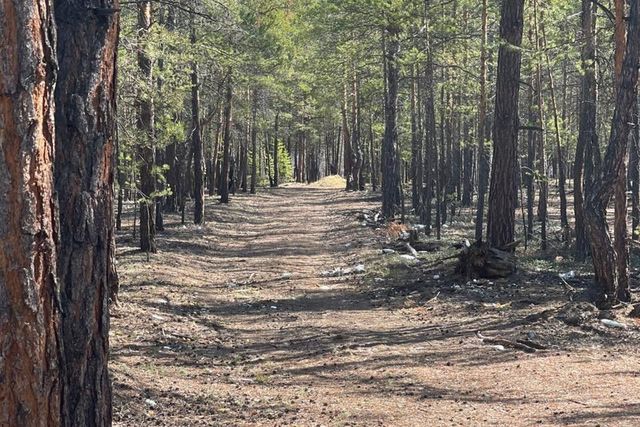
[358,210,384,228]
[320,264,366,277]
[600,319,628,329]
[559,271,576,280]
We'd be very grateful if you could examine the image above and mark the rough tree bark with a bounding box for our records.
[574,0,598,261]
[250,89,258,194]
[525,85,536,244]
[382,23,401,218]
[272,112,279,187]
[422,0,436,234]
[351,69,364,191]
[487,0,525,249]
[190,16,204,224]
[540,10,569,233]
[342,80,353,190]
[584,0,640,306]
[116,134,125,231]
[211,108,223,195]
[631,99,640,239]
[136,1,156,253]
[0,2,63,424]
[411,64,422,210]
[461,122,473,207]
[54,0,119,423]
[442,89,452,225]
[240,120,248,192]
[265,132,273,187]
[474,0,489,242]
[220,72,233,204]
[613,0,629,299]
[533,0,548,250]
[436,86,445,239]
[369,117,378,191]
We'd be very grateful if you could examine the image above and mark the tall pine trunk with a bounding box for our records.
[191,18,204,224]
[474,0,490,242]
[584,0,640,306]
[54,0,119,422]
[136,1,156,253]
[613,0,629,299]
[382,24,401,218]
[533,0,548,250]
[487,0,525,249]
[422,0,436,234]
[574,0,598,261]
[220,72,233,204]
[540,10,569,233]
[251,90,258,194]
[342,81,353,190]
[630,99,640,239]
[272,112,280,187]
[352,70,364,191]
[0,2,63,424]
[411,64,422,210]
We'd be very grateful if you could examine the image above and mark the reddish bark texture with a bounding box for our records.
[613,0,629,300]
[585,0,640,306]
[0,1,62,425]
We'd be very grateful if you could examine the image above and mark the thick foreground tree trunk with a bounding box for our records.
[54,0,119,423]
[0,3,63,425]
[486,0,525,249]
[584,0,640,307]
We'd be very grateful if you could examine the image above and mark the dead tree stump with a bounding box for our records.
[456,241,517,279]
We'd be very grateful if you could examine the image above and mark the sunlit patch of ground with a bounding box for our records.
[111,184,640,426]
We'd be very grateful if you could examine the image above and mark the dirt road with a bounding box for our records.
[112,185,640,426]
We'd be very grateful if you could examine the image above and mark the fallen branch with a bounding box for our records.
[523,308,556,323]
[161,328,194,341]
[476,331,537,353]
[405,242,419,258]
[516,339,548,350]
[424,291,440,305]
[421,253,460,270]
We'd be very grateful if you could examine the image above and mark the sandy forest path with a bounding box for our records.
[112,185,640,426]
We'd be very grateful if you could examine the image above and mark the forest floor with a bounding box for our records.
[111,182,640,427]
